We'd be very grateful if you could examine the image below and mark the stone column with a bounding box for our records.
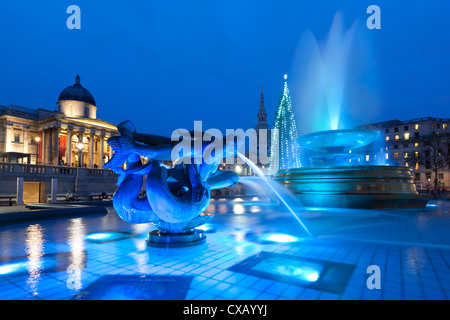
[53,127,60,166]
[108,136,113,161]
[4,121,13,153]
[89,132,95,168]
[23,126,30,155]
[99,134,105,169]
[47,128,53,165]
[66,128,72,166]
[39,129,45,165]
[78,132,84,167]
[42,129,47,164]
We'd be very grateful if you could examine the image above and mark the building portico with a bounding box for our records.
[1,75,117,168]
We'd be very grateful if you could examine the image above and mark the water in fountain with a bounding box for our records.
[292,12,379,136]
[237,152,313,237]
[287,13,387,167]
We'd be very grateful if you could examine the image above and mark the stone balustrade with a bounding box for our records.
[0,163,118,178]
[0,162,119,199]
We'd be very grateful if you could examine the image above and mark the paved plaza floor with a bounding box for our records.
[0,199,449,300]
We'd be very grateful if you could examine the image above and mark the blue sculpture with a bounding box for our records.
[104,121,239,247]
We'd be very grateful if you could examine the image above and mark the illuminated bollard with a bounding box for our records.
[16,177,23,205]
[51,179,58,203]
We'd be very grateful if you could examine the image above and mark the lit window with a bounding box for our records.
[414,142,419,147]
[404,152,408,159]
[414,124,419,130]
[394,153,399,159]
[404,133,410,140]
[415,151,419,158]
[385,136,389,141]
[444,123,448,129]
[415,163,420,170]
[385,153,389,160]
[394,135,400,141]
[405,162,409,167]
[365,155,370,162]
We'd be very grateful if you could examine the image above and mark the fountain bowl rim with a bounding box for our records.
[297,129,380,151]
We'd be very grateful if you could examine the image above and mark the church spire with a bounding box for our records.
[256,85,268,130]
[259,85,265,113]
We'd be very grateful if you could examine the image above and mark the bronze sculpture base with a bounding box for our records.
[147,229,206,248]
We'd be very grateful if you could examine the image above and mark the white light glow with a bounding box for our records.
[263,233,299,243]
[85,232,112,240]
[306,272,319,282]
[0,263,26,275]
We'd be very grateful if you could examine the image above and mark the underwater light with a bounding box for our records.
[195,224,212,232]
[306,272,320,282]
[251,257,322,283]
[262,233,299,243]
[86,232,113,240]
[0,262,28,275]
[307,207,326,211]
[85,231,134,243]
[426,204,437,207]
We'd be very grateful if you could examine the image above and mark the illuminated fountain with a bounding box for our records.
[271,14,429,209]
[273,129,427,208]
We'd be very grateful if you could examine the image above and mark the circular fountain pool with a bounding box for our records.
[272,129,431,209]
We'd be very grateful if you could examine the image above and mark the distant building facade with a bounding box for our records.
[0,75,117,168]
[359,117,450,190]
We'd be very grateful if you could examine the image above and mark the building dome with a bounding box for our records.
[58,75,96,106]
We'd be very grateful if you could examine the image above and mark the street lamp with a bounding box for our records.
[77,142,83,167]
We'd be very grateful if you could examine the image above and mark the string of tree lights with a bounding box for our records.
[269,75,302,174]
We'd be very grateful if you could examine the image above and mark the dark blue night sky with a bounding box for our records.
[0,0,449,136]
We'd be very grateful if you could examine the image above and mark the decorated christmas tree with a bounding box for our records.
[269,75,301,174]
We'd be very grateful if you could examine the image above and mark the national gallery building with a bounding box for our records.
[0,75,117,168]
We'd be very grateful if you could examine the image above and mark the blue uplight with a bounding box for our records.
[273,265,321,283]
[306,271,320,282]
[195,224,213,232]
[306,207,327,211]
[251,257,323,283]
[86,232,114,241]
[261,233,300,243]
[0,262,28,275]
[426,204,437,207]
[85,231,133,243]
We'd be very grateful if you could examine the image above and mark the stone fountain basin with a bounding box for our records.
[273,165,431,209]
[297,129,379,152]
